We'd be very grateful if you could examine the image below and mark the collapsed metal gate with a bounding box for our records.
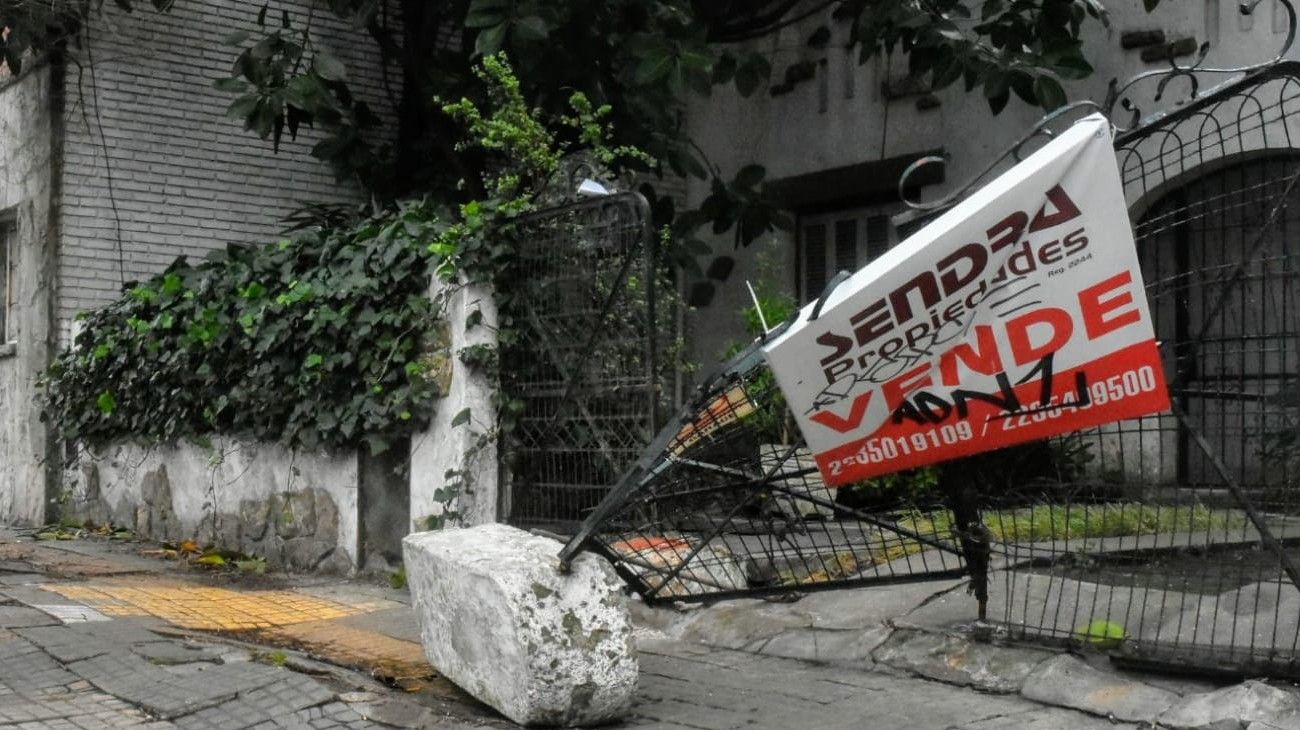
[502,191,668,529]
[558,337,970,602]
[557,0,1300,680]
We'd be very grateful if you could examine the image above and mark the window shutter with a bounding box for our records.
[803,222,827,301]
[834,219,857,274]
[865,214,892,260]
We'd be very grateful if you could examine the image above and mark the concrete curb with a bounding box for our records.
[630,582,1300,729]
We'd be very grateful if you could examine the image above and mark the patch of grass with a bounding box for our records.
[982,502,1246,543]
[889,503,1247,559]
[256,650,288,667]
[776,502,1248,588]
[235,557,267,575]
[389,567,407,589]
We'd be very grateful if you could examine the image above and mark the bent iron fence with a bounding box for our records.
[558,1,1300,680]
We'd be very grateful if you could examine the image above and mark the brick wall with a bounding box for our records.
[57,1,397,341]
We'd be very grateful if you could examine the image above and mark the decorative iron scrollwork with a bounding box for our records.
[895,0,1296,222]
[1105,0,1296,131]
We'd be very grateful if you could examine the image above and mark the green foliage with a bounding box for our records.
[839,467,943,508]
[39,204,441,455]
[257,650,289,667]
[1077,619,1126,649]
[923,501,1246,543]
[841,0,1114,113]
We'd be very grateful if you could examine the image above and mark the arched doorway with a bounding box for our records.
[1136,154,1300,495]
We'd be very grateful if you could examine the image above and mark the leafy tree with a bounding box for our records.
[0,0,1138,262]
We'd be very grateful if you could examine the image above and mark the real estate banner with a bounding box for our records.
[762,113,1171,487]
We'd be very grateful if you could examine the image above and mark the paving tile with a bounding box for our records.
[0,637,81,691]
[32,604,114,623]
[0,685,165,728]
[0,605,61,628]
[131,640,225,665]
[15,625,120,662]
[68,652,286,719]
[174,674,337,730]
[257,620,431,687]
[40,581,365,631]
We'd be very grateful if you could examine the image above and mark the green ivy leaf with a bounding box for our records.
[97,390,117,415]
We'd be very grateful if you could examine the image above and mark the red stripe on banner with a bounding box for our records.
[813,339,1170,486]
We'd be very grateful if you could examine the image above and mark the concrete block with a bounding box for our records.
[1021,654,1178,723]
[1160,680,1300,730]
[403,524,637,727]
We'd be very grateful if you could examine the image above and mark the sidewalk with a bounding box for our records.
[1,527,1297,729]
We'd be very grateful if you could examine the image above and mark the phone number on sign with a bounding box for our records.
[828,422,975,476]
[1001,365,1160,432]
[825,365,1161,475]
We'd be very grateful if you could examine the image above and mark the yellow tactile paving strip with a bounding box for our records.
[39,580,380,632]
[261,620,434,688]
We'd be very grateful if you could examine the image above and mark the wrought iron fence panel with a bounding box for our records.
[502,192,671,529]
[994,62,1300,679]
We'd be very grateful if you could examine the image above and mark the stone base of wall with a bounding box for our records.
[62,439,360,573]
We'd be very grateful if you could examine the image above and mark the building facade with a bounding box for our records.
[0,1,392,529]
[682,0,1300,491]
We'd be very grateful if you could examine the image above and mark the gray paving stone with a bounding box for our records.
[872,628,1053,693]
[66,619,170,646]
[0,637,81,691]
[344,696,437,728]
[956,706,1142,729]
[0,685,167,728]
[69,652,287,719]
[1021,654,1179,723]
[131,640,225,666]
[15,625,119,662]
[0,605,60,628]
[248,701,381,729]
[635,642,1062,730]
[172,674,336,729]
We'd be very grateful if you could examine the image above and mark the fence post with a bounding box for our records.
[409,276,502,531]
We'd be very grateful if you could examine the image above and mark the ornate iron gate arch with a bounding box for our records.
[991,55,1300,677]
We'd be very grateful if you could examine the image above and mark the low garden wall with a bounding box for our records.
[62,438,360,573]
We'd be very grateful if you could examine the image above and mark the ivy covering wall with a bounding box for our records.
[40,205,441,455]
